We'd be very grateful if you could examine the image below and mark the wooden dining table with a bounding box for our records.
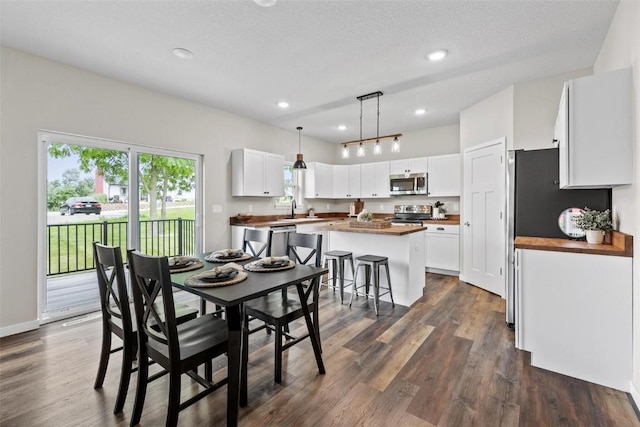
[170,253,328,427]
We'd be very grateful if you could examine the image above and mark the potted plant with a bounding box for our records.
[572,208,612,244]
[433,201,445,219]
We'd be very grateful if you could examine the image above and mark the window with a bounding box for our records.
[275,162,303,209]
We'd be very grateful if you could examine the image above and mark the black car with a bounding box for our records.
[60,197,102,215]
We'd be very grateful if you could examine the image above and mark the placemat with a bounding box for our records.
[168,257,203,273]
[185,271,248,288]
[244,259,296,272]
[205,252,253,263]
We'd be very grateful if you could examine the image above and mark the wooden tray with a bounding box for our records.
[349,220,391,229]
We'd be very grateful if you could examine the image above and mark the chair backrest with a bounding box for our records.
[286,232,322,267]
[127,250,180,357]
[93,242,133,334]
[243,228,273,258]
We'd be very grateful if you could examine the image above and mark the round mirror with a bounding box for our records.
[558,207,585,238]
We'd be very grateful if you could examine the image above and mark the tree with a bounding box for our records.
[47,169,96,209]
[48,143,195,219]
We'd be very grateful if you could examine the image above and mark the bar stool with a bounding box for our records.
[349,255,394,315]
[322,250,355,304]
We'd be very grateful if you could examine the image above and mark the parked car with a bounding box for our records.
[60,197,102,215]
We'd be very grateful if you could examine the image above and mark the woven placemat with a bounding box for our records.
[185,271,248,288]
[168,257,203,273]
[244,260,296,272]
[205,252,253,263]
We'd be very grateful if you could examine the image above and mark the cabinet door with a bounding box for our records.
[348,164,361,198]
[243,150,265,196]
[389,159,409,175]
[427,154,461,197]
[315,163,333,198]
[360,163,376,197]
[557,84,569,187]
[424,232,459,271]
[332,165,350,198]
[408,157,429,174]
[373,162,390,197]
[263,152,285,197]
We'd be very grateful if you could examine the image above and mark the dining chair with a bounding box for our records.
[242,228,273,257]
[243,231,323,383]
[127,250,230,427]
[92,243,198,414]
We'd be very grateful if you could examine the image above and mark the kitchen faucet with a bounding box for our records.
[290,199,296,219]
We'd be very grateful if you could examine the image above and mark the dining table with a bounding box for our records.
[170,252,328,427]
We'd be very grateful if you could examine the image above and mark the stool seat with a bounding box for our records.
[356,255,388,263]
[349,254,394,315]
[325,250,353,258]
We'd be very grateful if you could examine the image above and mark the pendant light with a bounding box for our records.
[392,136,400,153]
[293,126,306,169]
[342,144,350,159]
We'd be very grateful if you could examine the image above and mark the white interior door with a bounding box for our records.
[462,138,506,297]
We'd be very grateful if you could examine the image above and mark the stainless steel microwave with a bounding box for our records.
[389,173,428,195]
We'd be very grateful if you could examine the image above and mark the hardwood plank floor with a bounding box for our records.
[1,273,638,426]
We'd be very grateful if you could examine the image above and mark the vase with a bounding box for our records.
[585,230,604,244]
[433,207,440,218]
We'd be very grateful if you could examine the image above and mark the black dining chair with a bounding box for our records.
[127,250,230,427]
[242,228,273,257]
[243,231,323,383]
[92,243,198,414]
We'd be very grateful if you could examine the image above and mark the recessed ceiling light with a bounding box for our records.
[172,48,194,60]
[427,49,448,61]
[415,108,427,115]
[254,0,277,6]
[338,125,347,131]
[277,101,289,109]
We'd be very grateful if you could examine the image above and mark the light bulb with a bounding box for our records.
[392,137,400,153]
[373,140,382,155]
[342,145,350,159]
[357,142,365,157]
[254,0,277,6]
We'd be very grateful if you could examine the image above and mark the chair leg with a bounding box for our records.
[385,262,394,307]
[274,325,283,383]
[113,338,134,413]
[94,327,111,389]
[337,259,345,304]
[373,265,380,316]
[166,370,181,427]
[349,263,361,308]
[330,259,337,293]
[130,347,149,427]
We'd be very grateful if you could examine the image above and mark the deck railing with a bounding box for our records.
[47,218,195,276]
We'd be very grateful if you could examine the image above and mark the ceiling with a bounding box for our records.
[0,1,618,144]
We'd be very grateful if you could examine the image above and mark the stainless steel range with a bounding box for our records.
[389,205,432,226]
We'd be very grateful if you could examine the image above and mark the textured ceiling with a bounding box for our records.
[1,0,618,143]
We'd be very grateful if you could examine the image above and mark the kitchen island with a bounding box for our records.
[325,222,425,307]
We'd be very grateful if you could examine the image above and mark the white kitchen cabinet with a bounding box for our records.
[304,162,334,198]
[424,224,459,274]
[360,162,390,198]
[427,154,461,197]
[556,68,632,189]
[332,164,361,198]
[516,248,632,391]
[231,148,284,197]
[389,157,428,175]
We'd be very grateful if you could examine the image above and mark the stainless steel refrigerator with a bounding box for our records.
[505,148,611,327]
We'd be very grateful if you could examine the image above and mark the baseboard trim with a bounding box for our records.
[630,381,640,417]
[0,320,39,338]
[425,267,460,277]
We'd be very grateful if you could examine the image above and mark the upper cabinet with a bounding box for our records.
[231,148,284,197]
[305,162,334,199]
[360,161,390,198]
[389,157,428,175]
[555,68,632,189]
[427,154,461,197]
[332,164,361,198]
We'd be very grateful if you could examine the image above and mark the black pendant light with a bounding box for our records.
[293,126,307,169]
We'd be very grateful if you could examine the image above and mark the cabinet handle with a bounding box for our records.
[437,227,445,230]
[464,222,470,226]
[552,138,558,144]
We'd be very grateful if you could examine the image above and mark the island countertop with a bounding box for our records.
[325,222,425,235]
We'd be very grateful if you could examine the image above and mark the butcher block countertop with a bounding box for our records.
[325,222,425,236]
[514,231,633,257]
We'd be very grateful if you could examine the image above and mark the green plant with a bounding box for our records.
[572,208,612,231]
[357,209,373,222]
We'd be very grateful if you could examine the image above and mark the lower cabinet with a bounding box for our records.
[516,248,632,391]
[424,224,459,275]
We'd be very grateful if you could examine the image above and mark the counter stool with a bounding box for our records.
[349,255,394,315]
[322,250,355,304]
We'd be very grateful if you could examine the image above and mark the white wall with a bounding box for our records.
[0,47,336,333]
[592,0,640,401]
[460,86,514,151]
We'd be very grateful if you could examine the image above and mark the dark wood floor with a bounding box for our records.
[1,273,638,426]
